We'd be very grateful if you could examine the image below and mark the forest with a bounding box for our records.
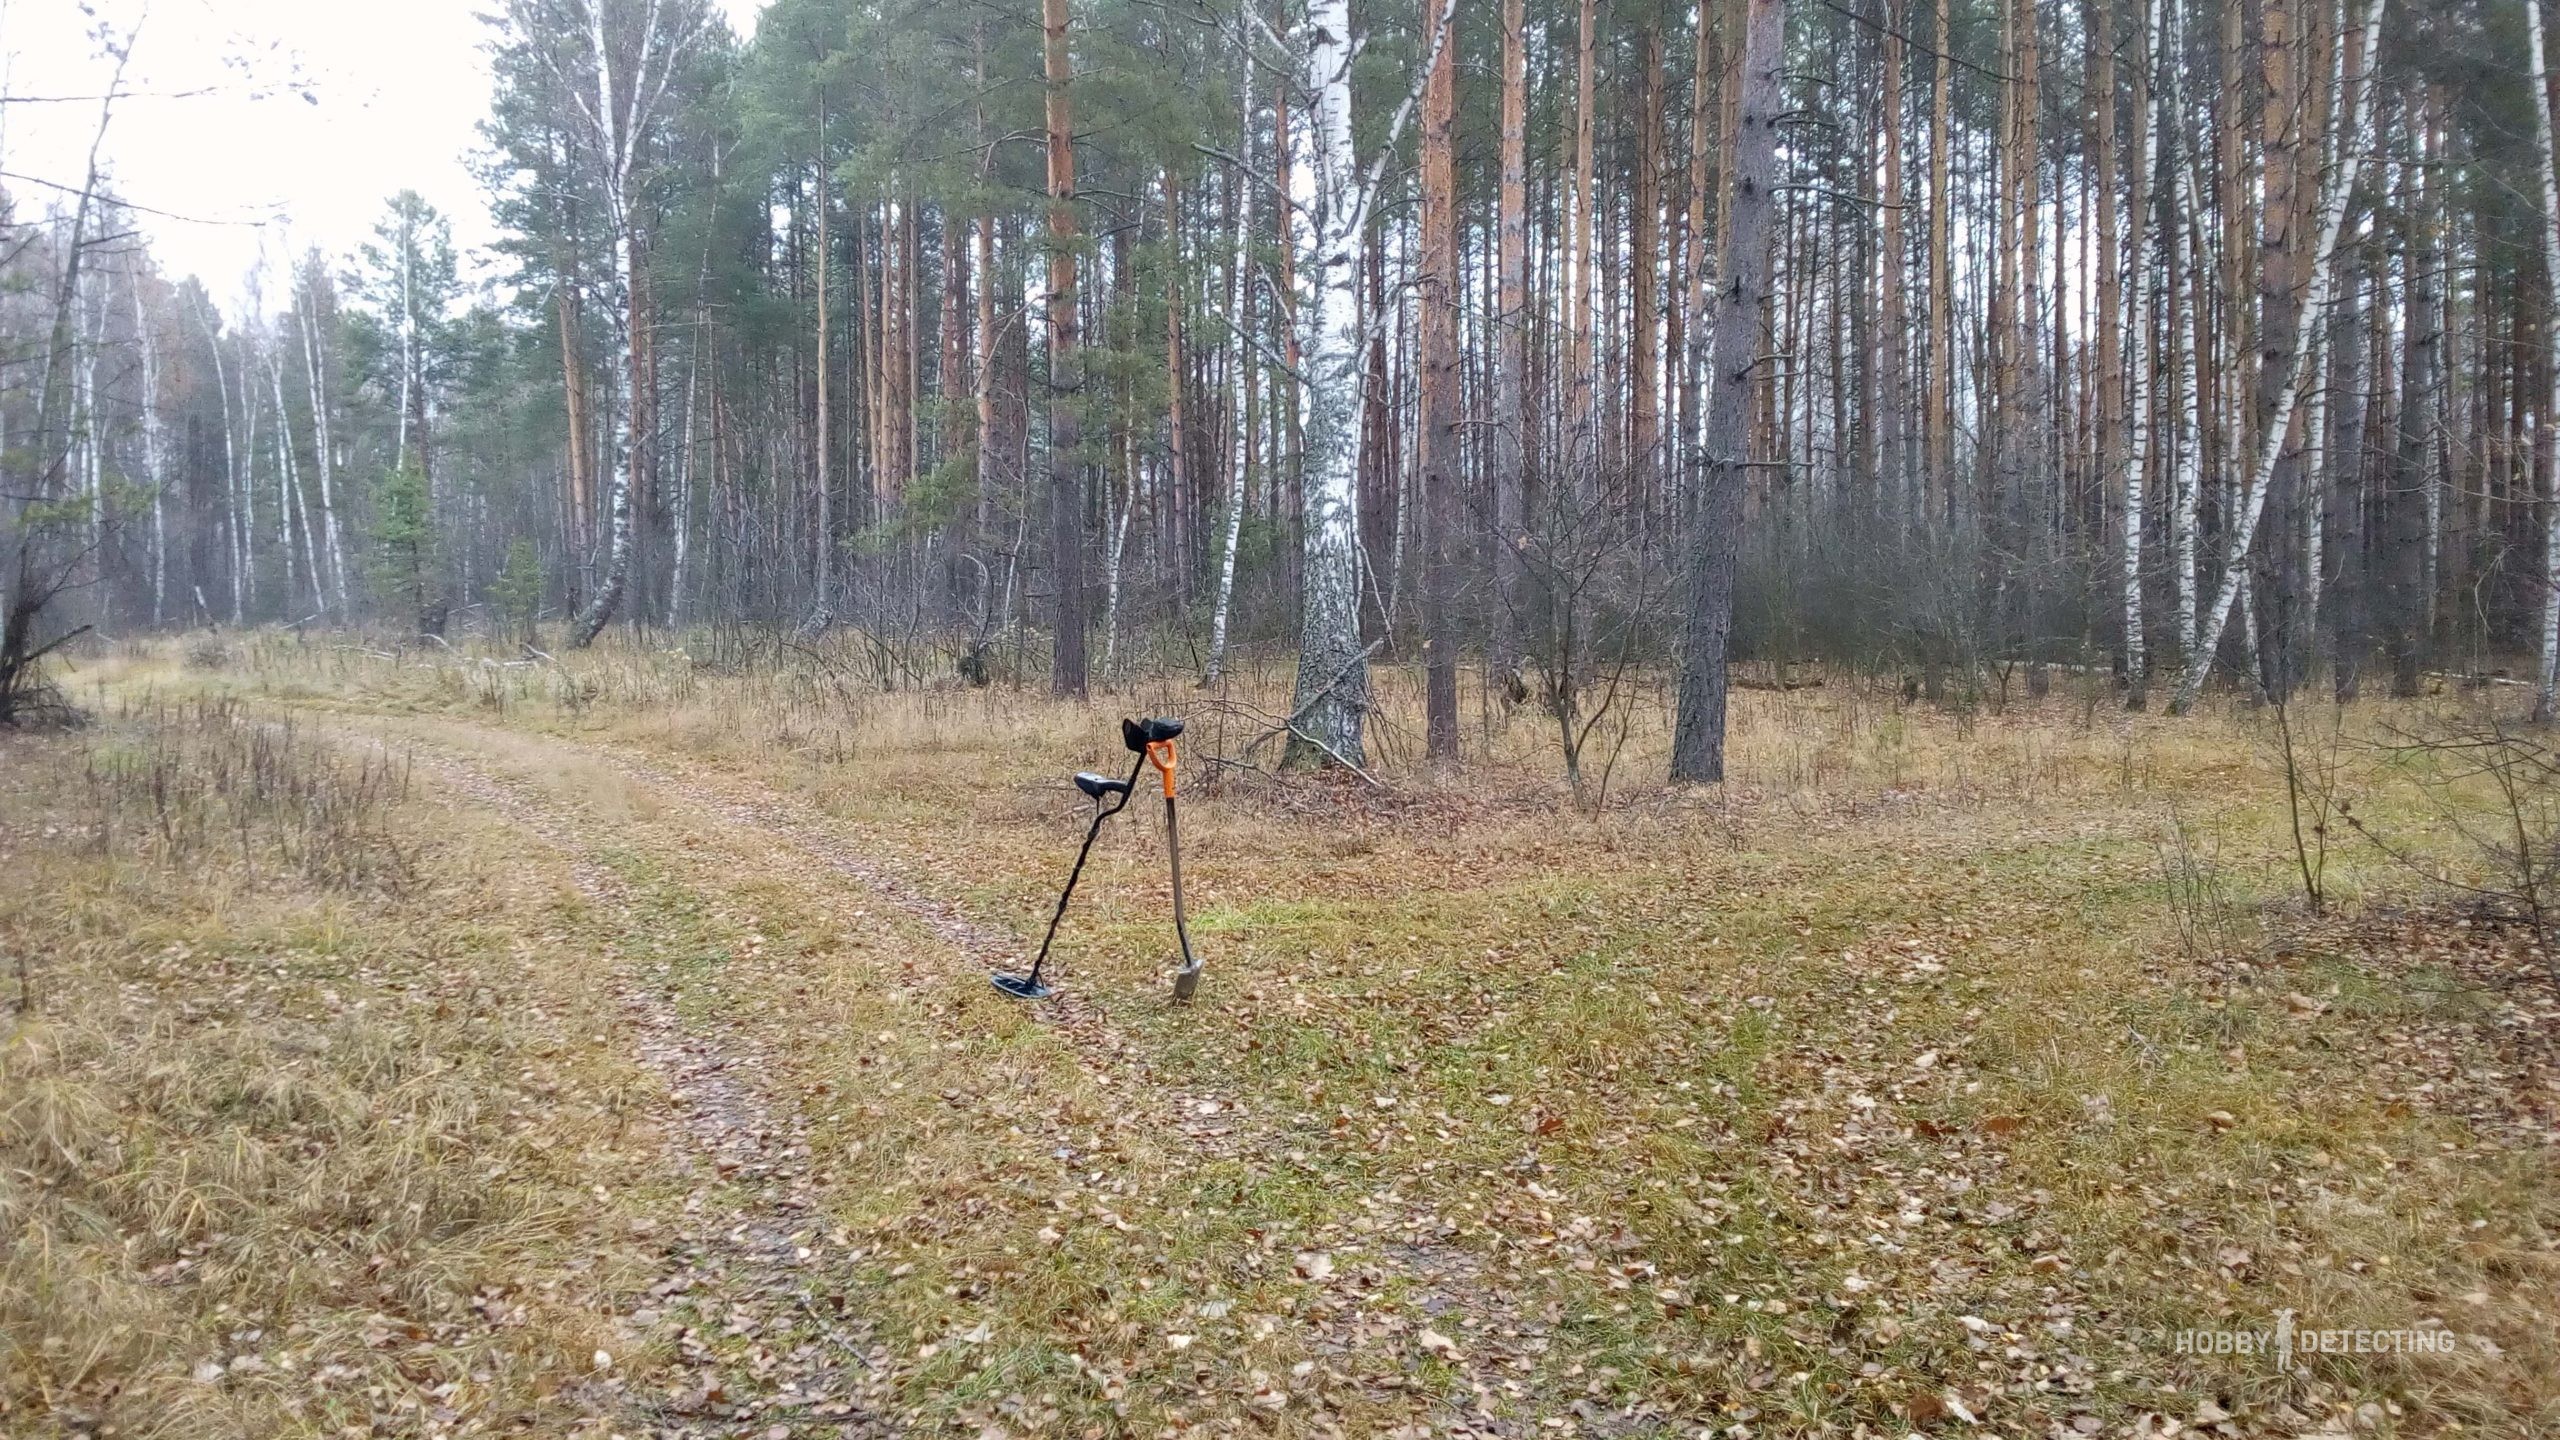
[12,0,2559,765]
[6,0,2560,1436]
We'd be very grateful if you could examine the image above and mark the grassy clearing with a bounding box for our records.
[0,695,674,1437]
[27,632,2560,1436]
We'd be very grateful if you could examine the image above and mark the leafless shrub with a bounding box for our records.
[182,634,234,672]
[82,696,416,891]
[2262,697,2347,916]
[2344,704,2560,949]
[1505,453,1669,809]
[2155,799,2244,959]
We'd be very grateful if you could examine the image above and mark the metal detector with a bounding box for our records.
[992,716,1202,1002]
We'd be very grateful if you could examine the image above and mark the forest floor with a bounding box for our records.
[5,634,2558,1440]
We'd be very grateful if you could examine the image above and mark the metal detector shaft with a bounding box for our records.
[1011,751,1145,995]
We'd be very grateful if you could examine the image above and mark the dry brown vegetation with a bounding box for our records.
[4,633,2556,1438]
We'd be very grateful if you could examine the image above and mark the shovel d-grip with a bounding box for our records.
[992,716,1203,1002]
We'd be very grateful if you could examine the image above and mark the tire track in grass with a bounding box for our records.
[332,708,1700,1434]
[490,730,1569,1431]
[408,750,895,1439]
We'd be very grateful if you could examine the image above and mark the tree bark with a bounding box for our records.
[1927,0,1953,529]
[1284,0,1375,766]
[1669,0,1784,783]
[1043,0,1088,697]
[1632,19,1663,506]
[1420,0,1460,761]
[2530,0,2560,720]
[1491,0,1530,681]
[2170,0,2387,712]
[1205,31,1258,687]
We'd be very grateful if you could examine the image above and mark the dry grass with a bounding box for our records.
[31,631,2560,1436]
[1,697,671,1438]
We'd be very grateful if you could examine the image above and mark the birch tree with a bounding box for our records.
[1283,0,1455,768]
[1204,28,1258,688]
[2529,0,2560,722]
[2169,0,2387,714]
[496,0,715,648]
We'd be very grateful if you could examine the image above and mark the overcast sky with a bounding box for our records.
[3,0,761,313]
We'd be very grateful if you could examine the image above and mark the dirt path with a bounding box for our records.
[390,718,1561,1435]
[407,750,894,1439]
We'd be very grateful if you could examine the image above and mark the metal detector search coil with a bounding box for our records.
[992,716,1204,1002]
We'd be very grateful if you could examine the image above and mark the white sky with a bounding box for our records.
[2,0,761,314]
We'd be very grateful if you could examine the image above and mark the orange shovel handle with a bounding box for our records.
[1145,739,1178,798]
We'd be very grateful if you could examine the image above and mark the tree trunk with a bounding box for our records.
[1205,31,1258,687]
[1669,0,1784,783]
[2170,0,2387,711]
[2530,0,2560,720]
[1492,0,1530,681]
[1567,0,1599,464]
[1164,170,1193,603]
[1420,0,1460,761]
[571,220,639,647]
[2121,0,2160,706]
[1284,0,1374,767]
[807,131,836,632]
[1632,19,1663,506]
[1927,0,1953,529]
[296,283,347,613]
[1043,0,1087,697]
[1878,0,1911,535]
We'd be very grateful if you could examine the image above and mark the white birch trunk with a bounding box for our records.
[1203,36,1256,687]
[1279,0,1454,765]
[565,0,708,647]
[133,276,166,625]
[77,295,102,582]
[269,349,322,616]
[669,324,700,630]
[396,207,417,478]
[2122,0,2164,700]
[1284,0,1373,766]
[2529,0,2560,720]
[574,220,637,647]
[298,301,347,611]
[2171,0,2389,713]
[2162,0,2204,663]
[199,301,246,623]
[1103,454,1133,678]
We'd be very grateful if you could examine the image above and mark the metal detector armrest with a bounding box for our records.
[1074,771,1132,801]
